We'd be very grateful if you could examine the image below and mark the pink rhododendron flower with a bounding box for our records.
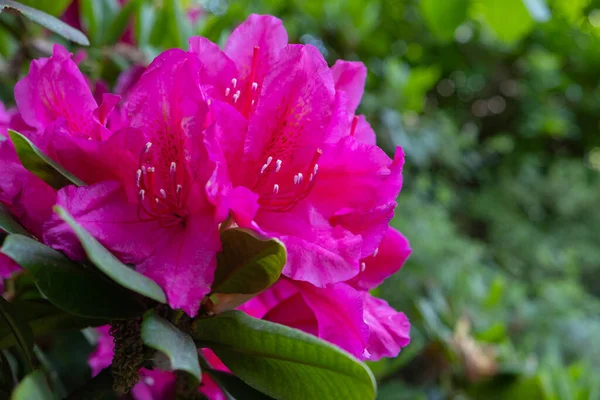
[43,49,225,316]
[88,326,225,400]
[188,14,405,288]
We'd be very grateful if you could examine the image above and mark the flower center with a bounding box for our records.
[252,148,322,212]
[135,141,188,227]
[223,46,261,117]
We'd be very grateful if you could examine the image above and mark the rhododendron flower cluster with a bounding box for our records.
[0,14,411,399]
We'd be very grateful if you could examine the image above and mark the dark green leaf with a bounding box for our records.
[11,370,53,400]
[0,301,106,349]
[419,0,469,42]
[0,350,15,397]
[205,369,274,400]
[213,228,286,294]
[193,311,376,400]
[0,203,28,235]
[8,130,86,190]
[1,234,147,319]
[0,0,89,45]
[140,312,201,381]
[0,297,34,373]
[54,206,167,304]
[66,367,116,400]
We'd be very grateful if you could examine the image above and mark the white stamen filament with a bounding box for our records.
[273,184,279,194]
[294,175,299,185]
[231,78,237,88]
[266,156,273,166]
[144,142,152,153]
[297,172,303,183]
[136,169,142,187]
[373,248,379,257]
[260,164,268,174]
[360,262,366,272]
[313,164,319,175]
[176,184,182,194]
[139,190,145,200]
[275,159,282,172]
[233,90,241,103]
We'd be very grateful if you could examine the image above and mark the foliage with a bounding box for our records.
[0,0,599,398]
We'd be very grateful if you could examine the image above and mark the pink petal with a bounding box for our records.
[243,44,335,167]
[352,115,377,145]
[330,203,396,258]
[312,137,404,218]
[93,93,121,128]
[189,36,237,103]
[14,44,101,139]
[136,214,220,317]
[224,14,288,88]
[256,204,361,286]
[263,292,318,337]
[297,281,370,359]
[348,227,411,290]
[131,369,176,400]
[88,326,114,377]
[362,293,410,360]
[0,140,56,238]
[331,60,367,114]
[0,253,21,294]
[43,182,164,263]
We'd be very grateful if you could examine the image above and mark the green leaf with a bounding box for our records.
[0,297,34,373]
[104,0,142,45]
[205,369,274,400]
[192,311,377,400]
[0,0,89,45]
[213,228,286,295]
[479,0,534,43]
[1,234,147,319]
[8,130,86,190]
[11,370,53,400]
[0,203,28,235]
[17,0,70,16]
[420,0,469,42]
[164,0,192,49]
[0,301,106,349]
[140,312,201,381]
[78,0,118,45]
[54,206,167,304]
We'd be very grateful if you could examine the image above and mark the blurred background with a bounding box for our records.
[2,0,600,398]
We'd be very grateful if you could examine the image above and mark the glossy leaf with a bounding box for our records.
[0,203,28,235]
[8,130,86,190]
[192,311,377,400]
[54,206,167,304]
[213,228,286,294]
[420,0,469,42]
[0,0,89,45]
[11,370,53,400]
[141,312,201,382]
[205,369,274,400]
[0,297,34,372]
[66,367,114,400]
[1,234,146,319]
[0,301,106,349]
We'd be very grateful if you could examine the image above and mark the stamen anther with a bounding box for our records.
[160,189,167,198]
[145,142,152,153]
[136,169,142,187]
[139,189,145,200]
[170,162,176,174]
[252,82,258,91]
[275,159,282,172]
[273,184,279,194]
[231,78,237,88]
[225,88,230,96]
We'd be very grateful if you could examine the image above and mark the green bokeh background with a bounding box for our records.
[2,0,600,398]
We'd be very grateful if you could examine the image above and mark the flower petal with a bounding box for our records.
[362,293,410,360]
[224,14,288,87]
[348,227,411,290]
[331,60,367,114]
